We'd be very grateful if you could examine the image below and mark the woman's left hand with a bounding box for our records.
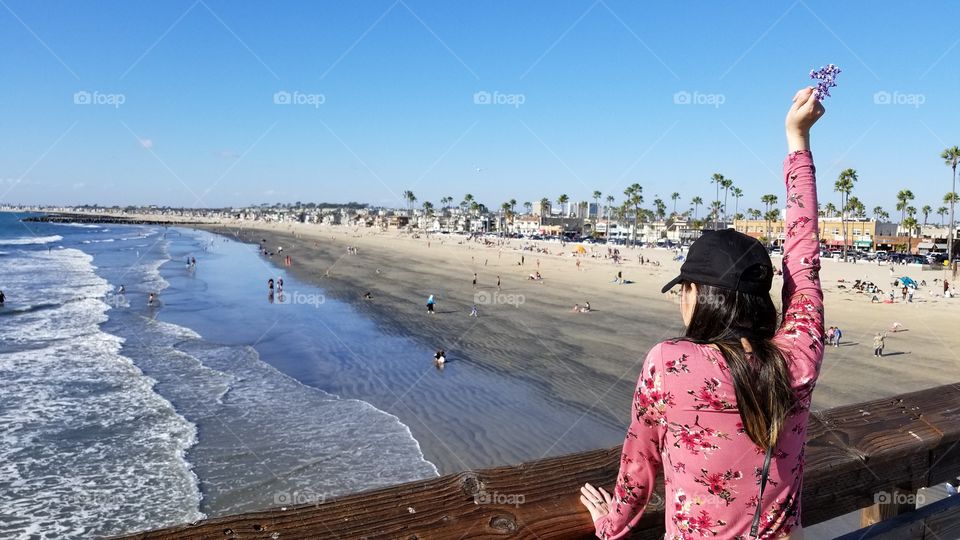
[580,482,612,522]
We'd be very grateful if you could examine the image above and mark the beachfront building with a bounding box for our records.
[735,216,905,250]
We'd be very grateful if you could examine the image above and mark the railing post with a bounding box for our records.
[860,486,917,528]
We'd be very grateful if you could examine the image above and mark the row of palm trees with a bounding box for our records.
[397,145,960,255]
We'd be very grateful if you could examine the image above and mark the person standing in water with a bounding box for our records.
[0,290,5,306]
[580,87,825,539]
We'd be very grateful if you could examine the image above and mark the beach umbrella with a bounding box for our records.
[899,277,917,288]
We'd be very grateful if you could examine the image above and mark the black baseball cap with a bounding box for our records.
[661,229,774,294]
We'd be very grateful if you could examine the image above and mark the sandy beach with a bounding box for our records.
[205,219,960,416]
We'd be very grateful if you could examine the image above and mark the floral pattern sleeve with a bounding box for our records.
[776,150,825,396]
[594,344,668,540]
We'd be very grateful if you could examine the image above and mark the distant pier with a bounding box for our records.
[22,212,206,226]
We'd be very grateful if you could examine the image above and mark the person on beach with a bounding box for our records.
[268,278,274,293]
[580,87,824,540]
[833,326,842,347]
[473,273,478,289]
[873,332,886,357]
[826,326,835,346]
[426,294,436,314]
[497,275,501,291]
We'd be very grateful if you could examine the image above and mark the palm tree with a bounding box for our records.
[670,192,681,216]
[402,190,417,212]
[732,187,743,219]
[938,206,949,226]
[422,201,434,216]
[761,194,779,246]
[557,194,569,217]
[763,209,780,246]
[943,146,960,264]
[538,197,551,217]
[462,193,475,213]
[691,196,703,220]
[922,205,932,227]
[721,177,734,222]
[835,169,858,259]
[823,202,837,218]
[592,190,602,221]
[500,202,512,236]
[604,195,616,238]
[710,173,725,229]
[902,216,919,254]
[895,189,915,224]
[624,183,643,246]
[653,198,667,222]
[846,196,866,220]
[709,200,723,223]
[873,206,888,221]
[523,201,532,215]
[748,208,762,220]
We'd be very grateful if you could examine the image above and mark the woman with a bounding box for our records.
[580,87,825,539]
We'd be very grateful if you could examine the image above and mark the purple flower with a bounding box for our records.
[809,64,841,100]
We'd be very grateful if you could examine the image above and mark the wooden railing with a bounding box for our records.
[116,383,960,539]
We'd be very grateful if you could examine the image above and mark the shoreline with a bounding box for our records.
[195,220,960,413]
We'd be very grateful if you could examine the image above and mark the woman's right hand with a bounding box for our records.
[785,87,825,152]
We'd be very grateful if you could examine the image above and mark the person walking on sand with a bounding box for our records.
[873,332,886,357]
[426,294,436,314]
[469,304,479,317]
[833,326,842,347]
[497,275,501,291]
[580,86,825,540]
[472,273,477,289]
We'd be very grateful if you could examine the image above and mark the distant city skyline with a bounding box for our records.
[0,1,958,215]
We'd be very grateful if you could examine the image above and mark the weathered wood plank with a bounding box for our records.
[115,383,960,540]
[836,491,960,540]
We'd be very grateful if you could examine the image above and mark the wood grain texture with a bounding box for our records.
[115,384,960,540]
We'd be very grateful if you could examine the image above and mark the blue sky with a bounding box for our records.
[0,1,958,216]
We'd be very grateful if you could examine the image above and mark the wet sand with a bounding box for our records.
[208,221,960,413]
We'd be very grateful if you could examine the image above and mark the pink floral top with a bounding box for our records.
[595,151,824,540]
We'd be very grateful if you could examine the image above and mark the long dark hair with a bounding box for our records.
[681,282,794,450]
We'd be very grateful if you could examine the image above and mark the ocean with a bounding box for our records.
[0,213,438,538]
